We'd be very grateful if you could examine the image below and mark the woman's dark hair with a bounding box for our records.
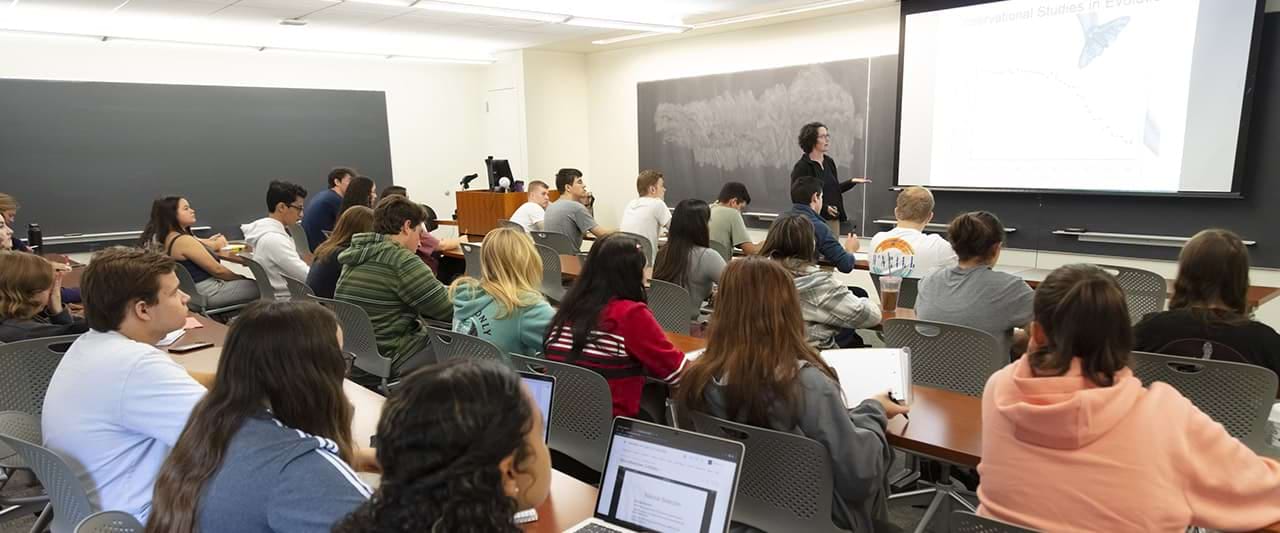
[147,301,353,533]
[340,176,376,214]
[1027,264,1132,387]
[759,213,817,273]
[797,121,826,153]
[1170,229,1250,320]
[334,359,536,533]
[947,211,1005,262]
[139,196,190,247]
[654,199,712,288]
[544,233,646,359]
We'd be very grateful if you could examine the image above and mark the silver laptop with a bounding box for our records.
[565,417,745,533]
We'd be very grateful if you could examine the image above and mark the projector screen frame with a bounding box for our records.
[893,0,1267,199]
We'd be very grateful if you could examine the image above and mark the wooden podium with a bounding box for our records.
[454,190,558,237]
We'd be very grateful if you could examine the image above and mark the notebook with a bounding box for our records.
[821,348,913,404]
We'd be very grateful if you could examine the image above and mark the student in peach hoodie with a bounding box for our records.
[978,263,1280,532]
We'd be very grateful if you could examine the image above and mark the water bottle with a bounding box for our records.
[27,223,42,255]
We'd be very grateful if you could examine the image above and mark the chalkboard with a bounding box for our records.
[0,79,394,244]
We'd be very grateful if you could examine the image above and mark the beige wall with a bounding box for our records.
[523,50,591,186]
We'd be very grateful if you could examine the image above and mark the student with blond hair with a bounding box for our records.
[449,227,554,357]
[0,251,87,342]
[869,186,956,278]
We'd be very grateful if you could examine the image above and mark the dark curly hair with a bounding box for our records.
[333,359,537,533]
[798,121,826,153]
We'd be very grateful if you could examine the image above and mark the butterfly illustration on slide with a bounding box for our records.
[1077,12,1131,68]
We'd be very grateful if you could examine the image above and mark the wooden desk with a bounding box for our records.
[1015,268,1280,310]
[447,236,583,278]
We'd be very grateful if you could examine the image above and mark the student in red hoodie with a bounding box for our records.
[978,264,1280,532]
[543,233,687,417]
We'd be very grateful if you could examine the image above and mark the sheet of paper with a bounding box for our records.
[184,317,204,330]
[157,328,186,347]
[822,348,911,405]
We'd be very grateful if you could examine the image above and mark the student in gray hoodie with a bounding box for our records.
[676,257,908,532]
[448,227,554,358]
[240,181,311,300]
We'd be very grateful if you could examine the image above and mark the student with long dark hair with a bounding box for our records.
[653,199,726,309]
[677,257,905,531]
[978,264,1280,531]
[334,359,552,533]
[307,206,374,298]
[339,176,377,215]
[760,213,880,349]
[139,196,259,308]
[0,251,87,342]
[1135,229,1280,375]
[543,233,687,417]
[147,301,373,533]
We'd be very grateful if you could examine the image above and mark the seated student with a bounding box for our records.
[450,227,554,358]
[869,186,957,278]
[42,247,211,522]
[140,196,259,308]
[147,301,374,533]
[241,180,311,300]
[978,264,1280,531]
[336,196,452,387]
[618,169,671,259]
[677,256,906,532]
[543,233,686,417]
[760,213,880,349]
[0,251,88,342]
[786,176,860,273]
[302,167,356,252]
[334,359,552,533]
[307,206,374,299]
[708,181,761,255]
[543,168,612,251]
[416,203,464,284]
[653,199,725,311]
[509,180,551,231]
[0,192,29,251]
[380,185,407,200]
[916,211,1032,356]
[339,176,377,215]
[1135,229,1280,375]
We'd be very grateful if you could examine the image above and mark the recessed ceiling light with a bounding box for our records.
[591,0,867,45]
[279,18,309,27]
[413,1,569,24]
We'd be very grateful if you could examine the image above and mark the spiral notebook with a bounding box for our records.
[820,348,913,405]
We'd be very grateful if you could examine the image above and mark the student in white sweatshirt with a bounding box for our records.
[241,180,311,300]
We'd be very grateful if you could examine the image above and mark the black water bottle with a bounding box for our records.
[27,223,42,255]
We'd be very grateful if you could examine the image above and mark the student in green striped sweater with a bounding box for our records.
[335,196,452,389]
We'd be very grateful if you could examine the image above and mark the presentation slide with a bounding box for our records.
[612,469,713,533]
[898,0,1259,194]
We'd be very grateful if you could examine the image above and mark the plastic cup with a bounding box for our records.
[880,275,902,312]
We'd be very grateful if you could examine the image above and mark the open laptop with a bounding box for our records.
[565,417,745,533]
[518,371,555,443]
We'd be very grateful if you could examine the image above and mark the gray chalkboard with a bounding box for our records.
[0,79,393,243]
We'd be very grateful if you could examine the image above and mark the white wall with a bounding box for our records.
[0,33,488,219]
[523,50,591,184]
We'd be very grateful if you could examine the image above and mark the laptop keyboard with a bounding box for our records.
[575,524,627,533]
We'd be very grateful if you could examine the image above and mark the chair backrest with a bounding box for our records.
[497,219,525,232]
[460,242,484,280]
[174,263,210,312]
[236,254,277,302]
[870,273,922,309]
[621,232,654,266]
[281,275,314,300]
[1130,351,1277,449]
[1156,338,1251,364]
[533,244,566,303]
[883,319,1004,397]
[530,230,579,256]
[1094,264,1167,324]
[687,411,846,533]
[509,354,613,473]
[426,327,508,366]
[709,240,732,262]
[0,434,95,533]
[647,279,694,334]
[950,511,1038,533]
[0,335,78,415]
[76,511,144,533]
[308,296,392,379]
[0,410,42,471]
[288,222,311,258]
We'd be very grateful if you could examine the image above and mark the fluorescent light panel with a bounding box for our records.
[565,16,688,33]
[592,0,867,45]
[413,0,569,23]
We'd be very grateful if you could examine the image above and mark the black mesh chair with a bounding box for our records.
[1095,264,1167,324]
[76,511,144,533]
[426,327,509,367]
[0,411,49,525]
[883,319,1003,397]
[509,354,613,473]
[236,254,278,302]
[531,231,579,256]
[534,244,567,304]
[0,335,77,417]
[646,279,694,334]
[281,275,314,300]
[308,296,395,392]
[176,264,252,317]
[871,273,922,309]
[687,411,851,533]
[1156,338,1251,365]
[287,222,311,259]
[497,219,525,232]
[0,434,95,533]
[460,242,484,279]
[1131,351,1277,451]
[621,232,654,266]
[950,511,1039,533]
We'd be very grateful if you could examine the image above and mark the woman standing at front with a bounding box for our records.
[791,122,870,235]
